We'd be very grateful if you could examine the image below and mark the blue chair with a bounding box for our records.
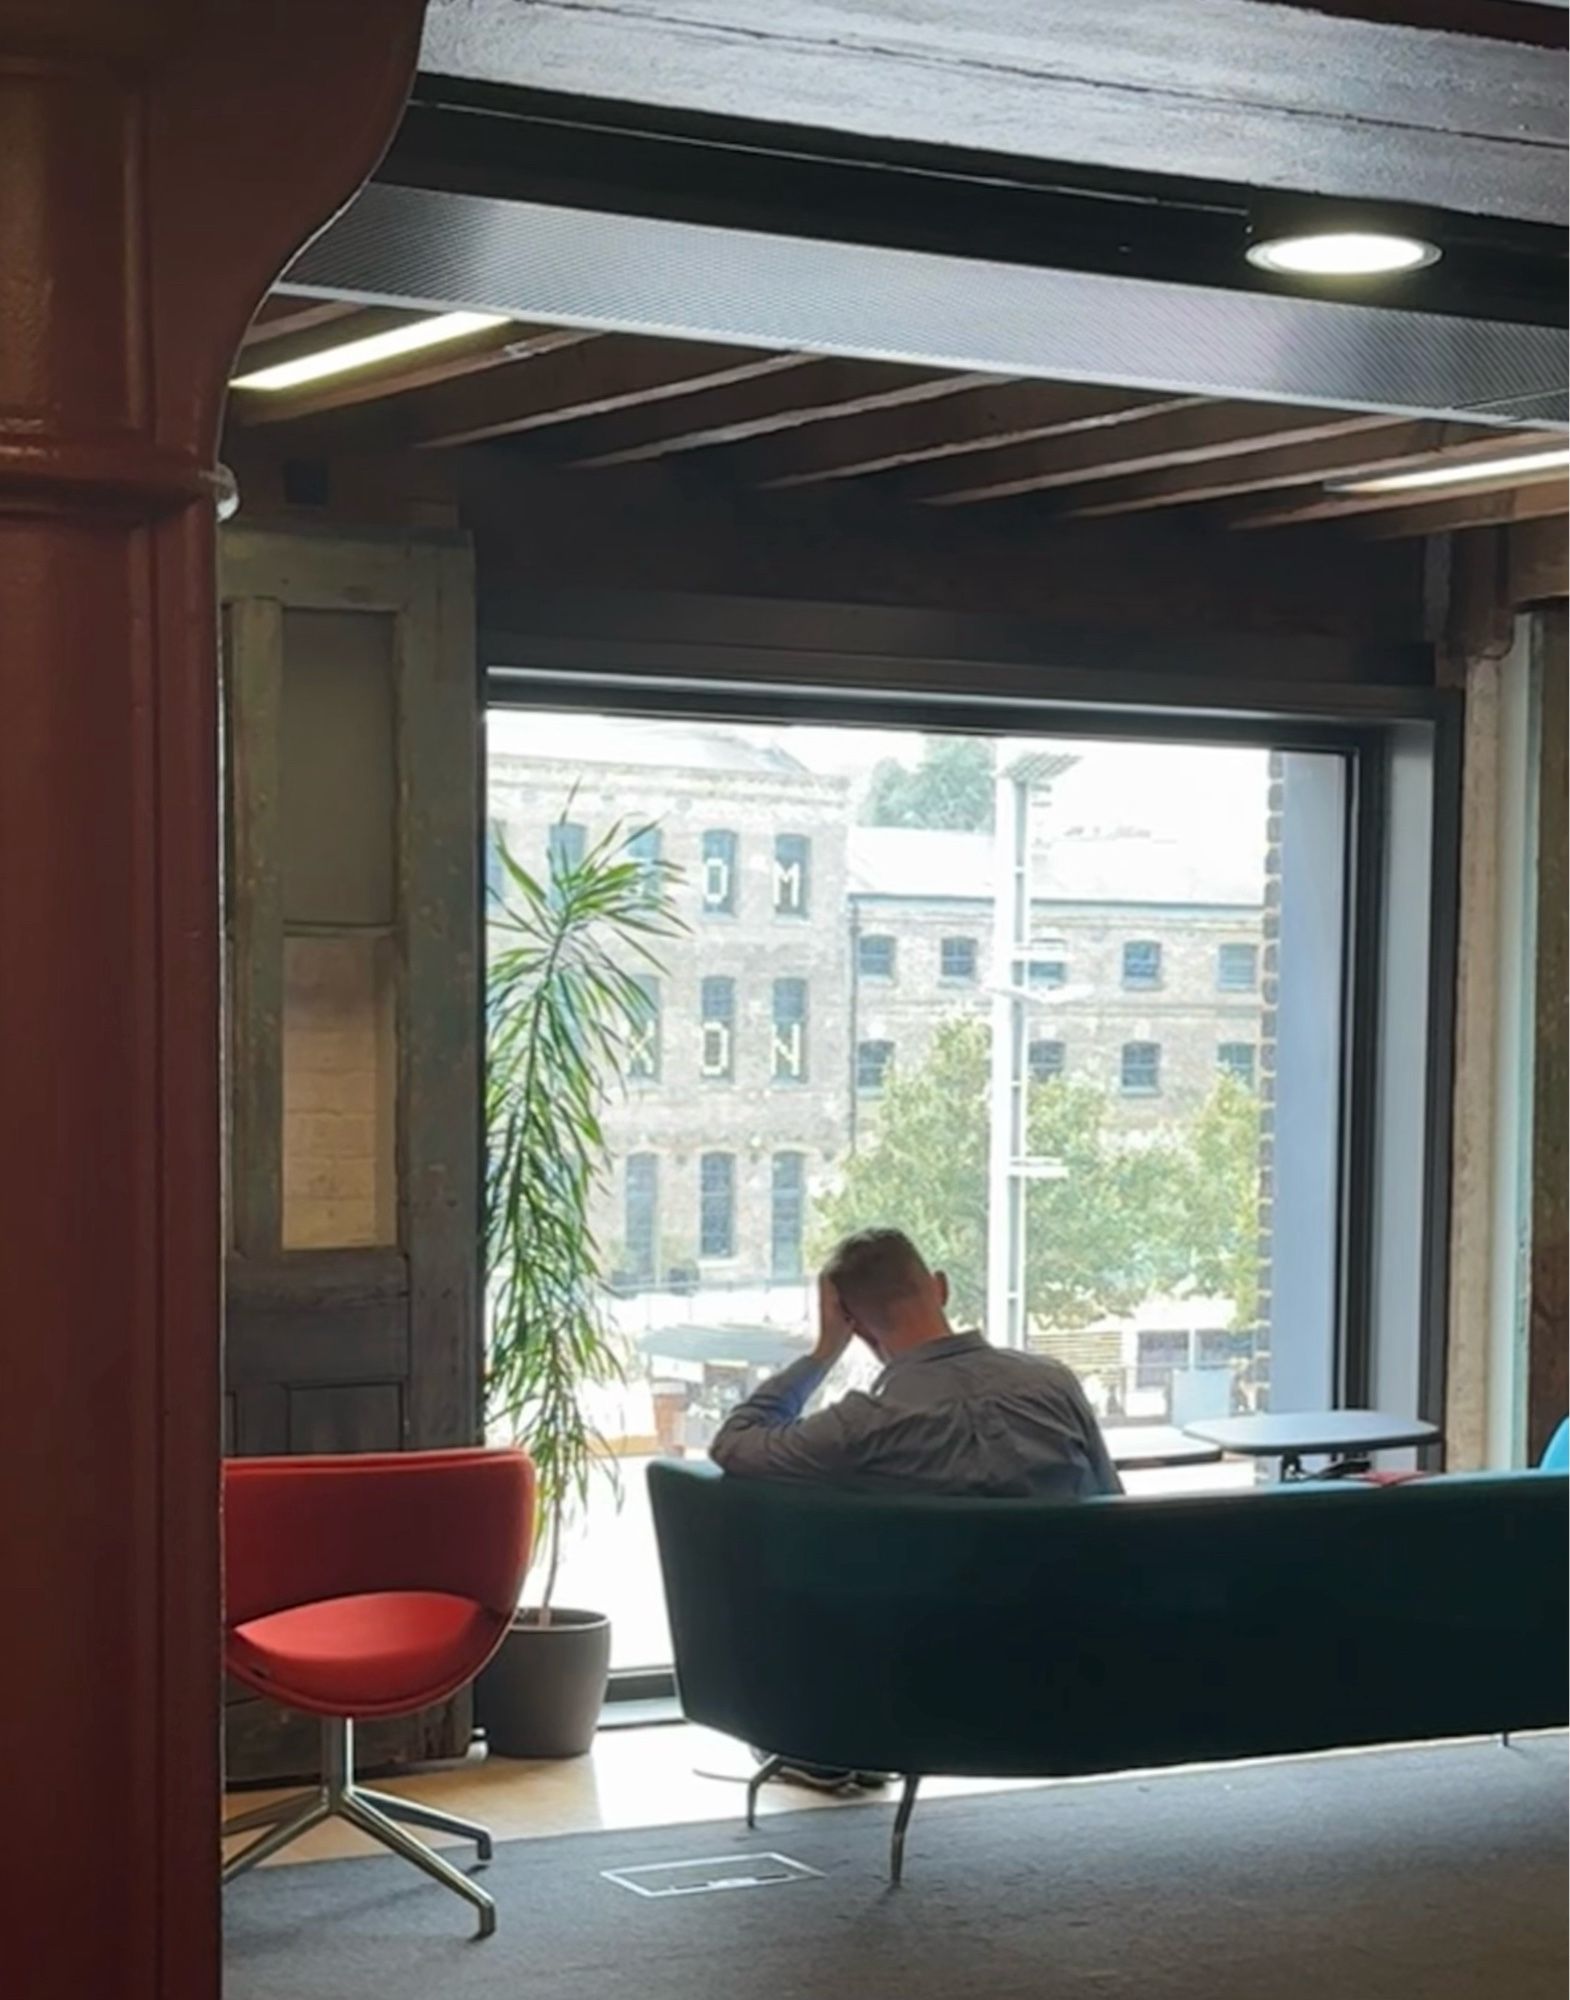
[1541,1418,1570,1472]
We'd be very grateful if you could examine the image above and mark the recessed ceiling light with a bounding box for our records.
[1329,445,1570,497]
[231,311,510,392]
[1246,231,1440,278]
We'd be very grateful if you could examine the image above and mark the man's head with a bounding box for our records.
[823,1228,951,1359]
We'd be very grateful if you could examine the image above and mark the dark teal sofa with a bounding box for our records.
[648,1462,1568,1878]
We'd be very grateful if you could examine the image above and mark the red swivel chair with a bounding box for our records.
[222,1448,534,1937]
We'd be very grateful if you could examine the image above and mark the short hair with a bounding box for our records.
[825,1227,932,1329]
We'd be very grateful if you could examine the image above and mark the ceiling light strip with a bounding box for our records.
[231,310,510,392]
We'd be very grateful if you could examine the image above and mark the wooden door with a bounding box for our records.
[221,526,481,1780]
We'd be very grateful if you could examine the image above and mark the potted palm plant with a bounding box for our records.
[476,813,681,1758]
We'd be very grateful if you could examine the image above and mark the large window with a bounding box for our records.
[547,818,586,885]
[772,977,808,1082]
[699,1152,735,1259]
[699,975,735,1081]
[487,707,1404,1672]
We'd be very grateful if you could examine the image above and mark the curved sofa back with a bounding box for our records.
[650,1463,1568,1776]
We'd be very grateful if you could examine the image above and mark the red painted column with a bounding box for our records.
[0,9,425,1996]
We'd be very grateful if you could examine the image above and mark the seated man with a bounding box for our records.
[710,1228,1122,1795]
[711,1226,1123,1499]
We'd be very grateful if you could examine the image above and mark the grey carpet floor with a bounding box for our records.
[225,1735,1568,2000]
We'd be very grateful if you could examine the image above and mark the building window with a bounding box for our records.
[774,833,810,916]
[701,829,738,914]
[1218,942,1259,992]
[857,934,896,980]
[940,936,978,982]
[627,975,661,1082]
[1029,1038,1066,1083]
[1121,1041,1161,1095]
[857,1039,894,1094]
[624,1154,658,1286]
[771,1152,806,1281]
[547,819,587,887]
[699,1152,735,1259]
[627,824,662,884]
[1027,955,1067,989]
[1123,940,1163,990]
[772,977,808,1083]
[699,975,735,1080]
[1218,1041,1257,1088]
[484,819,507,907]
[1136,1329,1189,1393]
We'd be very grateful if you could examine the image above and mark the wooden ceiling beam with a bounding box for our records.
[1359,481,1569,539]
[279,339,814,452]
[1059,422,1551,520]
[909,406,1396,506]
[231,322,595,425]
[1236,458,1569,532]
[239,297,362,349]
[566,363,985,468]
[746,383,1192,490]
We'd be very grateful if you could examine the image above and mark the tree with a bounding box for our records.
[812,1017,1262,1333]
[864,735,995,831]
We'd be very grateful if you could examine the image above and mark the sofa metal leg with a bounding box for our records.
[341,1793,498,1939]
[890,1775,921,1886]
[746,1754,785,1829]
[358,1787,494,1863]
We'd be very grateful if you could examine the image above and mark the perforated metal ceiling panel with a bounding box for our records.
[287,183,1568,429]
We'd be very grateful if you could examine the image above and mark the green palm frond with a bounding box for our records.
[485,810,684,1612]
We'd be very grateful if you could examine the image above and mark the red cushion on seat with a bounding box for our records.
[227,1590,502,1717]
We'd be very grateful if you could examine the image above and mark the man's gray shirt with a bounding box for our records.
[709,1331,1123,1498]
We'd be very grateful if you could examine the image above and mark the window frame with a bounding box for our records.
[1119,1038,1162,1096]
[1217,941,1260,992]
[770,1150,807,1281]
[698,1150,736,1260]
[771,975,809,1084]
[1028,1037,1066,1083]
[488,636,1460,1522]
[1217,1040,1257,1088]
[623,1152,659,1287]
[856,1037,894,1095]
[1122,939,1163,991]
[940,934,978,982]
[700,827,738,915]
[698,973,735,1082]
[856,932,897,981]
[773,831,811,917]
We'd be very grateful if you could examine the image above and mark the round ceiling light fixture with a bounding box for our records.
[1246,229,1441,278]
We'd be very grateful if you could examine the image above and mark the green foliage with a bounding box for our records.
[864,736,995,831]
[485,816,683,1609]
[813,1017,1262,1333]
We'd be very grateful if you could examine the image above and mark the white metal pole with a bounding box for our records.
[986,757,1030,1348]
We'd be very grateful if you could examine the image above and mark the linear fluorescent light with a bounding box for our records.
[1329,445,1570,497]
[231,311,509,391]
[1246,231,1439,278]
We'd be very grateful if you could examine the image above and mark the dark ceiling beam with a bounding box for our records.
[1238,465,1569,532]
[239,298,362,349]
[232,322,593,424]
[417,0,1565,225]
[748,384,1192,490]
[1058,421,1553,519]
[910,407,1397,506]
[261,338,810,451]
[565,362,982,468]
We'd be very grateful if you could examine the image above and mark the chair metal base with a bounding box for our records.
[744,1755,922,1884]
[223,1717,496,1938]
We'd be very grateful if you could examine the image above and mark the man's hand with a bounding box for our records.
[813,1272,856,1368]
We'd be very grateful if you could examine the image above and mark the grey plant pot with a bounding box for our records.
[476,1608,612,1759]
